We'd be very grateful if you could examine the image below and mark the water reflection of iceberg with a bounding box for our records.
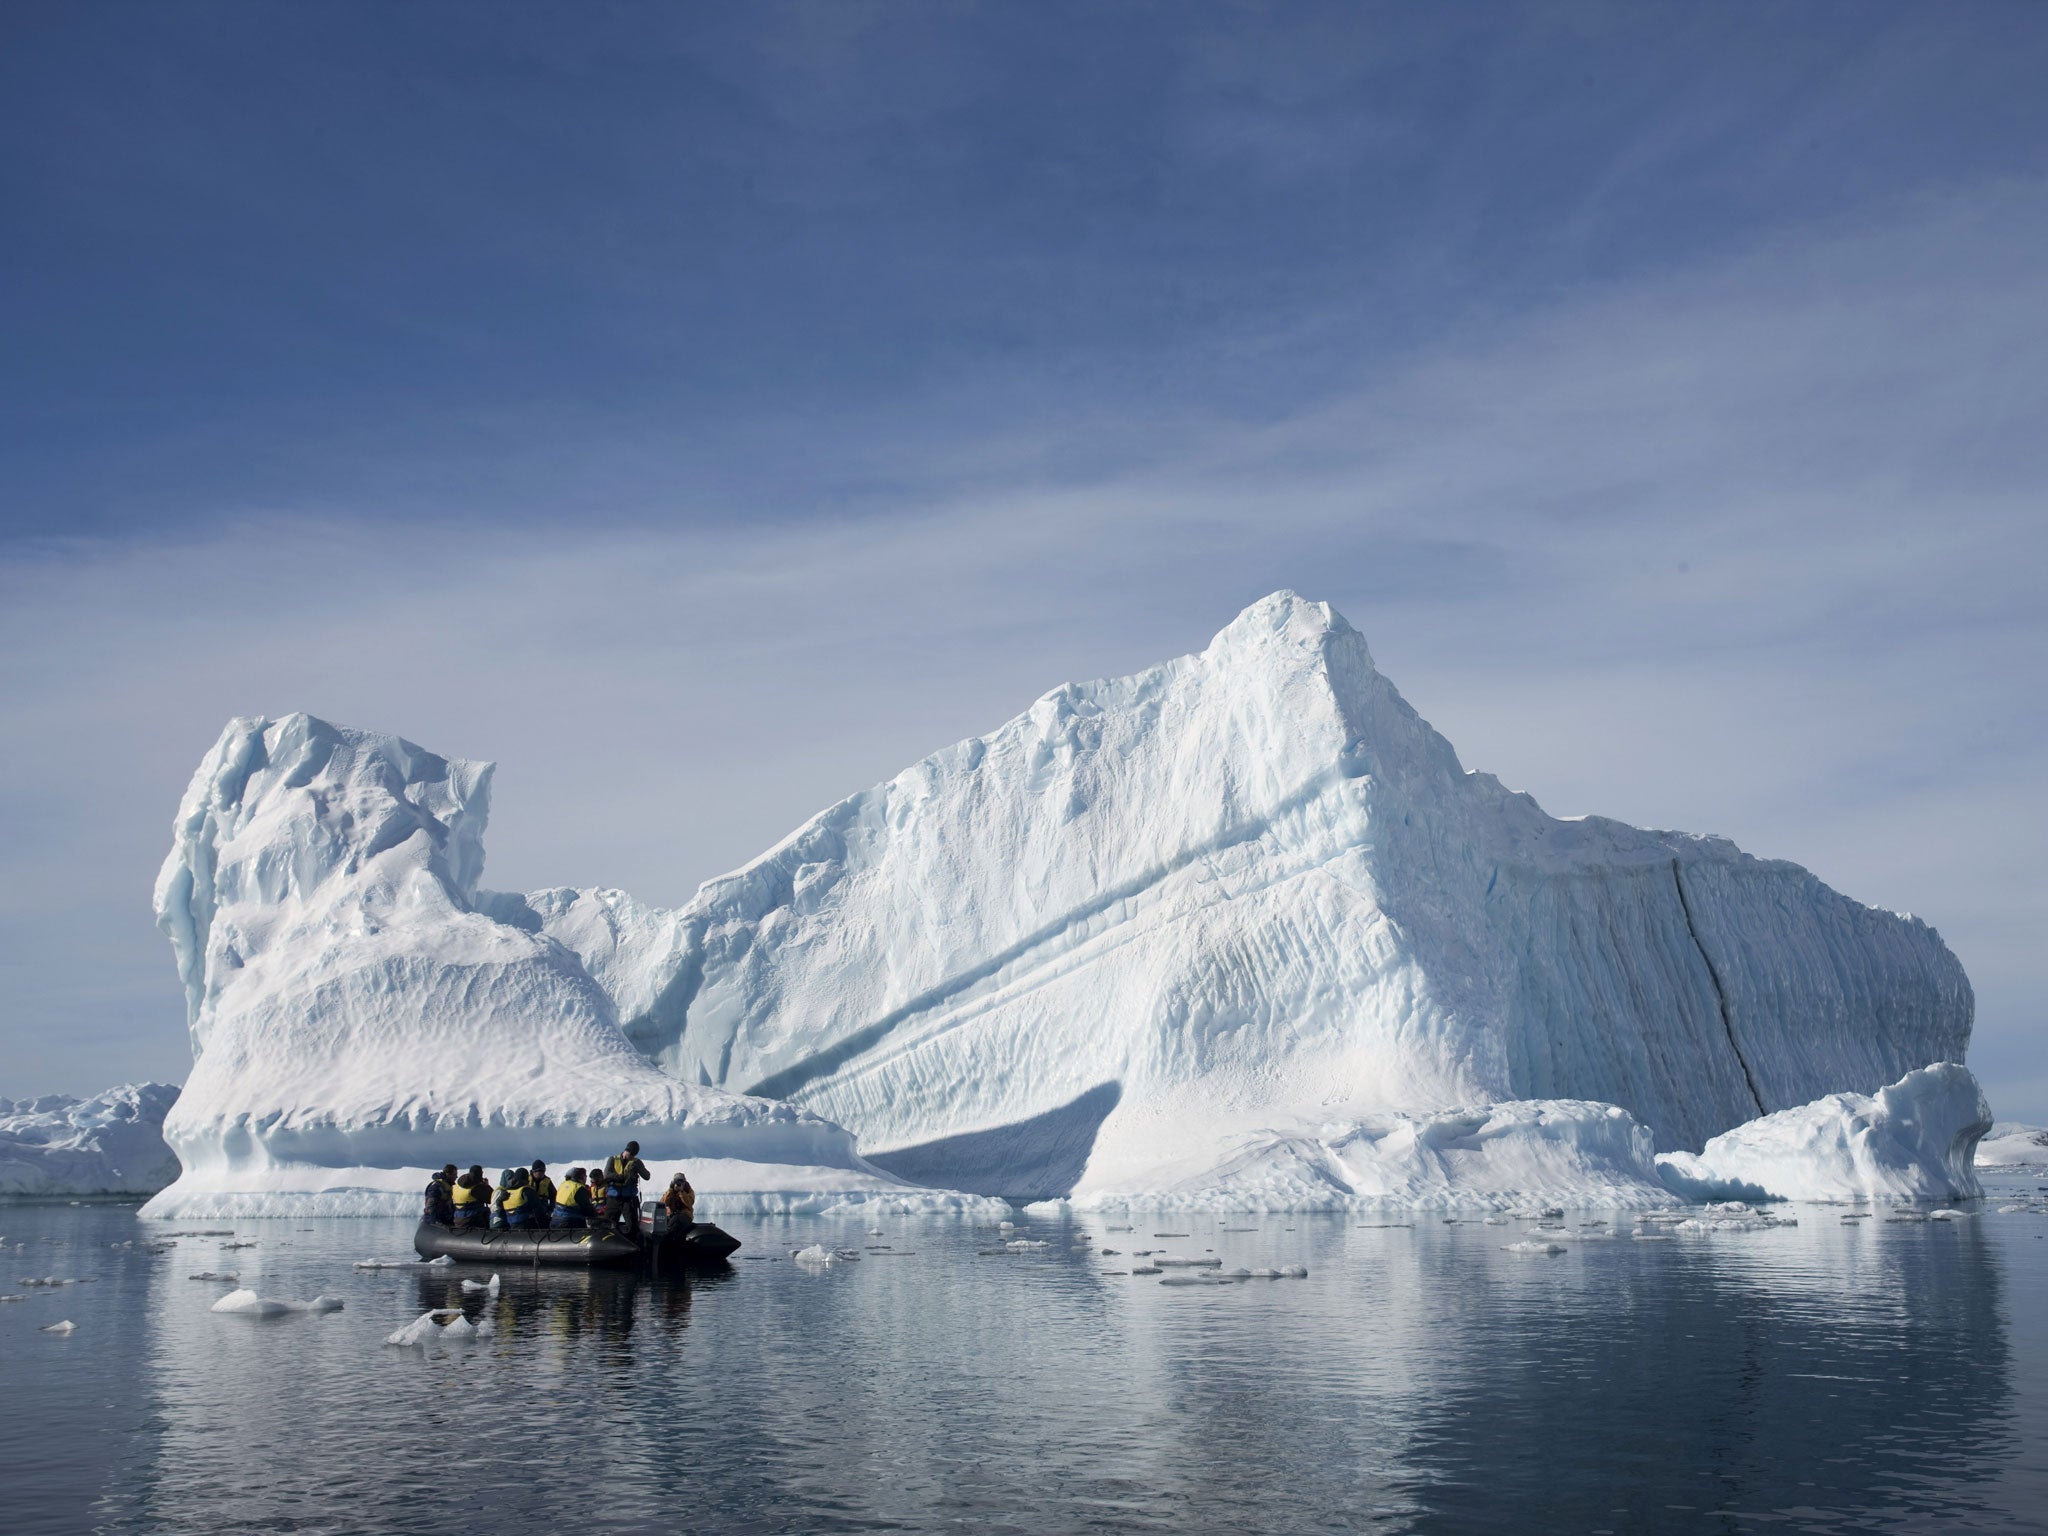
[90,1212,2021,1534]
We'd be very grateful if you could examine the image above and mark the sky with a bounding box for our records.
[2,2,2044,1118]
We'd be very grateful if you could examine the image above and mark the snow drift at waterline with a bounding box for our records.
[141,592,1974,1213]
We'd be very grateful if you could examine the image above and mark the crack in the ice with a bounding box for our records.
[1672,858,1764,1117]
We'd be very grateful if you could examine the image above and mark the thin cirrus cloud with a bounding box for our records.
[2,176,2042,1114]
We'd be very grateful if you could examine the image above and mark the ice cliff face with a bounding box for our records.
[0,1082,181,1195]
[145,715,954,1215]
[526,593,1968,1195]
[147,593,1973,1210]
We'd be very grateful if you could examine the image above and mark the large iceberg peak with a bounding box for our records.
[155,713,493,1043]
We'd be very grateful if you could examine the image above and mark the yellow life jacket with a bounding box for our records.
[451,1181,484,1207]
[531,1174,555,1203]
[558,1175,586,1205]
[503,1184,529,1211]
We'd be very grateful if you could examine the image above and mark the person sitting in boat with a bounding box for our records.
[527,1160,556,1222]
[422,1163,457,1226]
[550,1167,595,1228]
[659,1170,696,1234]
[603,1142,652,1231]
[496,1167,541,1228]
[450,1166,493,1229]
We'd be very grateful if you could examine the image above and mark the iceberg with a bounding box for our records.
[142,592,1973,1212]
[1975,1124,2048,1168]
[0,1083,181,1195]
[143,714,994,1218]
[1655,1063,1991,1204]
[532,592,1969,1198]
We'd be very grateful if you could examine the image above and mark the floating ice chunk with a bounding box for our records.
[1658,1064,1990,1204]
[1004,1240,1049,1251]
[460,1274,501,1295]
[1928,1209,1967,1221]
[1282,1265,1308,1278]
[1483,1215,1509,1225]
[868,1228,885,1237]
[1131,1265,1162,1275]
[439,1314,477,1339]
[792,1245,838,1267]
[997,1222,1015,1231]
[212,1289,292,1317]
[1154,1256,1221,1268]
[40,1319,77,1334]
[1221,1268,1252,1279]
[212,1287,344,1317]
[385,1308,465,1346]
[1505,1240,1566,1255]
[0,1294,24,1303]
[19,1277,76,1288]
[187,1271,239,1282]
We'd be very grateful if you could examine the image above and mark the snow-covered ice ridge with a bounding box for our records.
[0,1083,181,1196]
[147,591,1974,1213]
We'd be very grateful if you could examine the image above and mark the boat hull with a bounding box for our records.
[413,1221,741,1269]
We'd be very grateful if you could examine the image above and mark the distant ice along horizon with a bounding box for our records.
[136,591,1984,1216]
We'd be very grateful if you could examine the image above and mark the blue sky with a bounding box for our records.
[3,3,2044,1118]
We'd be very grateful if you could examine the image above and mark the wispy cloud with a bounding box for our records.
[4,178,2043,1108]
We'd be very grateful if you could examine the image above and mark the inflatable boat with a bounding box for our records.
[413,1218,742,1270]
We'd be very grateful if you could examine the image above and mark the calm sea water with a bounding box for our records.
[5,1177,2046,1536]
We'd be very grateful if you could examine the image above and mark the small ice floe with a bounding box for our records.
[386,1308,483,1347]
[1929,1209,1968,1221]
[211,1288,344,1317]
[1483,1215,1509,1225]
[1505,1240,1567,1256]
[868,1227,886,1237]
[792,1244,839,1267]
[1999,1205,2029,1214]
[219,1241,258,1250]
[1154,1256,1222,1268]
[1005,1240,1049,1251]
[460,1274,501,1295]
[1160,1274,1232,1287]
[1841,1213,1872,1221]
[1539,1207,1565,1220]
[1130,1265,1162,1275]
[1221,1268,1253,1279]
[1706,1201,1751,1215]
[997,1222,1016,1231]
[0,1294,25,1303]
[1152,1232,1189,1238]
[1887,1211,1931,1224]
[41,1319,77,1334]
[19,1277,76,1288]
[1105,1226,1133,1233]
[1100,1248,1121,1256]
[187,1271,240,1283]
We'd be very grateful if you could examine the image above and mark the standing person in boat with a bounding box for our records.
[659,1171,697,1235]
[604,1141,652,1234]
[550,1167,594,1228]
[450,1166,493,1229]
[423,1163,457,1226]
[527,1160,556,1224]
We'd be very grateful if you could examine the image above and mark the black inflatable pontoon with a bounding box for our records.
[413,1220,741,1270]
